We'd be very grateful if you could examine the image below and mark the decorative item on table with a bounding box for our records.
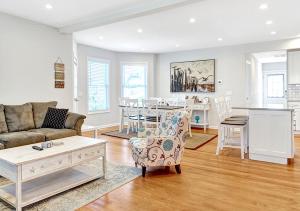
[170,59,215,93]
[54,57,65,89]
[41,140,53,149]
[195,115,200,123]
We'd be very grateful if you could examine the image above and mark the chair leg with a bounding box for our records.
[127,122,130,134]
[142,167,146,177]
[216,126,222,155]
[240,126,245,159]
[175,164,181,174]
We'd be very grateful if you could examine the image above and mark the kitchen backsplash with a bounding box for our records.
[287,84,300,101]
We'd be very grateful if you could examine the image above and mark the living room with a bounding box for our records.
[0,0,300,210]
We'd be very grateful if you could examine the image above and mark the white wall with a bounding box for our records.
[156,38,300,128]
[77,44,156,126]
[0,12,74,109]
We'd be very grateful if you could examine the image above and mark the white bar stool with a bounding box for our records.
[215,97,248,159]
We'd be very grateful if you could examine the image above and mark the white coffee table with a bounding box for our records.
[0,136,107,211]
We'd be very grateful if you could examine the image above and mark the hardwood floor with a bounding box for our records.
[78,128,300,211]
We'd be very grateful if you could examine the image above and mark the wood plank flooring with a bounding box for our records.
[78,128,300,211]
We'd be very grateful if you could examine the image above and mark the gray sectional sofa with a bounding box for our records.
[0,101,86,149]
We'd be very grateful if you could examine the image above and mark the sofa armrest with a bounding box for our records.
[65,112,86,135]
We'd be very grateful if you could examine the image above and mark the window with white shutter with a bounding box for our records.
[87,58,110,113]
[121,63,147,99]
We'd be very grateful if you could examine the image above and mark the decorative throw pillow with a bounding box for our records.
[31,101,58,128]
[42,108,69,129]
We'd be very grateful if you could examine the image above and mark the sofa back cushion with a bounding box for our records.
[0,105,8,134]
[5,103,35,132]
[31,101,58,128]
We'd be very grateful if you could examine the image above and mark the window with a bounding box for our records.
[87,58,109,113]
[267,74,284,98]
[121,63,147,99]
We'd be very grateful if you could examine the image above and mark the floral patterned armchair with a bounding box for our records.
[129,111,189,177]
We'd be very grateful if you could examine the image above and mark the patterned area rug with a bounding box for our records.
[102,130,217,150]
[0,160,141,211]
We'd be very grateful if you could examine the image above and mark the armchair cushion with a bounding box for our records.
[0,105,8,134]
[31,101,58,128]
[4,103,35,132]
[29,128,77,141]
[0,131,45,148]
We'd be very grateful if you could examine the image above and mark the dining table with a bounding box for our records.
[118,105,184,132]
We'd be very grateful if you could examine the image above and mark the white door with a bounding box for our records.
[263,70,287,104]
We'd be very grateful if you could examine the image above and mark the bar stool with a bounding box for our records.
[215,97,248,159]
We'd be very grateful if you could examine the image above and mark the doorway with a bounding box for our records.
[246,50,287,105]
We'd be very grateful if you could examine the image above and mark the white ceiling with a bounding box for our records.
[1,0,300,53]
[74,0,300,53]
[0,0,148,27]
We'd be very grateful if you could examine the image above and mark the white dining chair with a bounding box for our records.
[185,98,195,137]
[126,99,140,134]
[141,99,159,130]
[215,97,248,159]
[118,97,130,132]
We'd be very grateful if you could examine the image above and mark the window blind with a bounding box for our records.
[121,63,147,99]
[88,59,109,113]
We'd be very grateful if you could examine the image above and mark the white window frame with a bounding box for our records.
[120,62,148,99]
[87,57,110,114]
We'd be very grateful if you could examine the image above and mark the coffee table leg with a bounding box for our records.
[16,166,22,211]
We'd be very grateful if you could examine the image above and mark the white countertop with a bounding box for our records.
[233,103,294,112]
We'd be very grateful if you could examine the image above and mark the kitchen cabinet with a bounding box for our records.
[288,50,300,84]
[288,102,300,131]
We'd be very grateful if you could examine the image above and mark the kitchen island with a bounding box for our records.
[233,104,295,164]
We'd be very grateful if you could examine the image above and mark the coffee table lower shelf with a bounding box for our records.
[0,165,103,208]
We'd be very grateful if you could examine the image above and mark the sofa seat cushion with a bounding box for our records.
[4,103,35,132]
[0,105,8,134]
[0,131,45,149]
[29,128,77,141]
[31,101,58,128]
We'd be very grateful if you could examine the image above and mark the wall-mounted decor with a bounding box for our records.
[54,57,65,89]
[170,59,215,93]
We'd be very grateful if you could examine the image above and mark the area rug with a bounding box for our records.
[102,129,137,139]
[0,160,141,211]
[102,130,217,150]
[184,133,217,150]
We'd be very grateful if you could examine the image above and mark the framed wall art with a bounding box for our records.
[170,59,215,93]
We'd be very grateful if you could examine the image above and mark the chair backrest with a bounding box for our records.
[142,99,159,125]
[126,99,139,117]
[119,97,129,106]
[224,95,232,118]
[165,98,178,106]
[214,97,226,122]
[184,98,195,119]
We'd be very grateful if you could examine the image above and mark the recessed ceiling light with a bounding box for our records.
[217,38,223,41]
[270,31,277,35]
[259,3,268,10]
[137,28,143,33]
[266,20,273,25]
[189,18,196,23]
[175,44,180,48]
[45,3,53,10]
[98,36,104,40]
